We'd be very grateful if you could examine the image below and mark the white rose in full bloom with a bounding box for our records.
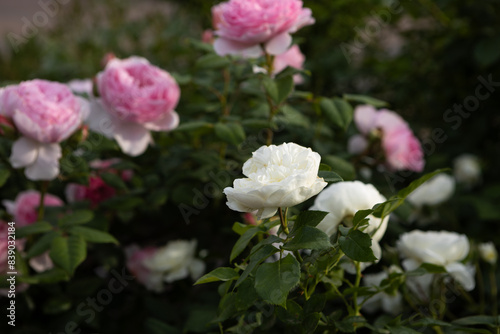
[454,154,481,187]
[478,242,497,264]
[407,174,455,208]
[309,181,389,242]
[223,143,327,219]
[143,240,205,284]
[397,230,474,291]
[360,268,403,315]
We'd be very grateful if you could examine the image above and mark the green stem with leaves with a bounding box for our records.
[352,261,362,316]
[278,207,289,235]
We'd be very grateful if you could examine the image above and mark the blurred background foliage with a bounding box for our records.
[1,0,500,332]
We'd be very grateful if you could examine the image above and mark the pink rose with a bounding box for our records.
[88,57,180,156]
[349,105,424,172]
[273,45,306,84]
[1,80,87,180]
[212,0,314,57]
[65,158,133,206]
[2,190,64,227]
[0,221,11,274]
[125,245,163,292]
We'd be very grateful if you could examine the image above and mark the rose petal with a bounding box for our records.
[25,143,62,181]
[10,137,39,168]
[143,111,179,132]
[348,135,369,154]
[354,105,378,135]
[445,262,475,291]
[85,99,115,139]
[213,38,263,58]
[265,33,292,56]
[113,121,152,157]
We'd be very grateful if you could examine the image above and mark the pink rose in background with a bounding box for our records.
[212,0,314,57]
[1,80,88,180]
[273,45,306,84]
[66,79,94,96]
[66,158,133,206]
[348,105,425,172]
[2,190,64,227]
[87,56,180,156]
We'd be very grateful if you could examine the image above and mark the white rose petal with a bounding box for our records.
[454,154,481,187]
[478,242,497,264]
[223,143,327,219]
[407,174,455,208]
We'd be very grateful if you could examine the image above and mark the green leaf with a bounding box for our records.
[232,222,253,236]
[263,77,279,103]
[339,230,377,262]
[452,315,500,327]
[235,278,259,311]
[352,209,373,229]
[101,172,128,190]
[19,268,69,284]
[291,211,329,233]
[275,75,294,105]
[283,226,332,251]
[16,221,53,238]
[50,234,87,274]
[318,170,343,183]
[175,121,213,133]
[68,226,118,244]
[26,231,61,258]
[320,97,353,130]
[304,294,326,315]
[215,292,238,322]
[322,155,356,181]
[194,267,239,285]
[214,122,246,146]
[230,227,260,262]
[384,326,422,334]
[235,244,278,287]
[319,163,332,171]
[343,94,389,108]
[474,36,500,67]
[58,210,94,227]
[334,316,366,333]
[0,167,10,187]
[254,254,300,307]
[195,53,230,69]
[276,300,303,325]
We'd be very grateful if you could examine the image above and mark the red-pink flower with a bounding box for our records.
[349,105,425,172]
[212,0,314,57]
[2,190,64,227]
[88,57,180,156]
[1,80,87,180]
[65,159,132,206]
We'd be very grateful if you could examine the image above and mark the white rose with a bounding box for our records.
[360,270,403,315]
[309,181,388,242]
[224,143,327,219]
[478,242,497,264]
[397,230,474,291]
[454,154,481,187]
[143,240,205,284]
[406,174,455,208]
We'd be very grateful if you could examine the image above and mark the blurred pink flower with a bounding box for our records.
[66,159,133,206]
[202,29,214,44]
[212,0,314,57]
[273,45,306,83]
[88,56,180,156]
[2,190,64,227]
[349,105,424,172]
[1,80,87,180]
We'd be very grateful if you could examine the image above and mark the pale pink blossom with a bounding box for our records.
[273,45,305,83]
[212,0,314,57]
[349,105,424,172]
[1,80,88,180]
[125,245,163,292]
[87,57,180,156]
[2,190,64,227]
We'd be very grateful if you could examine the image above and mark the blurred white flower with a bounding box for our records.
[360,270,403,315]
[478,242,497,265]
[310,181,389,272]
[144,240,205,284]
[407,174,455,208]
[397,230,474,292]
[224,143,327,219]
[454,154,481,188]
